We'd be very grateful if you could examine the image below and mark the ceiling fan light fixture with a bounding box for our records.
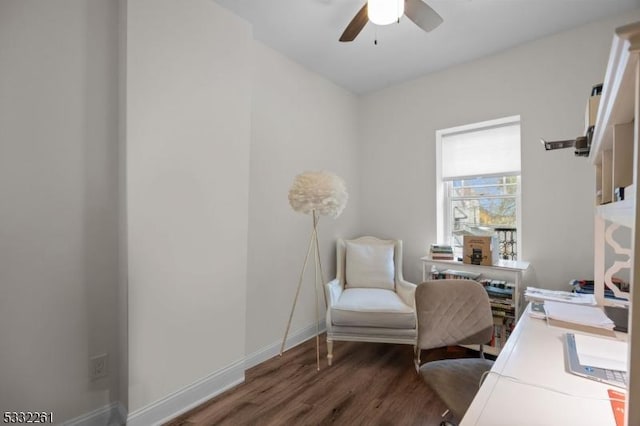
[368,0,404,26]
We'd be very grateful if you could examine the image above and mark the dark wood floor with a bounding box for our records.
[166,336,479,426]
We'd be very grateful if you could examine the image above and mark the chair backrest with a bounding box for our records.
[336,236,404,290]
[415,279,493,351]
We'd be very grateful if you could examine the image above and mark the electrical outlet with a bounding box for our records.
[90,353,108,380]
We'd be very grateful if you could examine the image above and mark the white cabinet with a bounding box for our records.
[590,21,640,426]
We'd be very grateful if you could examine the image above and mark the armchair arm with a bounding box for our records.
[396,279,417,308]
[325,278,344,331]
[325,278,344,307]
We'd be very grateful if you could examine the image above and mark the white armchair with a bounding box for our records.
[325,236,417,365]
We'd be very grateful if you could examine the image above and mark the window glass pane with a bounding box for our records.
[450,198,516,230]
[451,176,518,198]
[448,176,518,258]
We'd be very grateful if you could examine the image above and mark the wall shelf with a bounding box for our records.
[595,196,635,228]
[590,21,640,425]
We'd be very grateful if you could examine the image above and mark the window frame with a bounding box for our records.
[435,115,522,259]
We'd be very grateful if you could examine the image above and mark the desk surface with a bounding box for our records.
[461,304,627,426]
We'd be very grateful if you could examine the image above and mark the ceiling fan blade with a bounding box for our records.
[405,0,443,33]
[339,3,368,42]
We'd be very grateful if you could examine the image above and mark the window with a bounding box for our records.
[436,116,521,260]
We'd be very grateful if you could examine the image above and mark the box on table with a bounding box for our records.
[463,235,499,266]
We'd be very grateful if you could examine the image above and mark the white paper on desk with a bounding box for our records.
[544,301,615,328]
[524,287,596,305]
[574,333,628,372]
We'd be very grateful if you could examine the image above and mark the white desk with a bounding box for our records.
[462,304,627,426]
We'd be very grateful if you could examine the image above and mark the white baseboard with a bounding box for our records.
[126,359,244,426]
[116,403,127,425]
[63,401,126,426]
[245,321,326,370]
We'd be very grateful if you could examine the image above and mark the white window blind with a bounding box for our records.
[441,122,521,180]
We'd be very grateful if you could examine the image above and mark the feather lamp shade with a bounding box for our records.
[288,171,348,218]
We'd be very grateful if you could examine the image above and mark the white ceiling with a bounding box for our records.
[214,0,640,94]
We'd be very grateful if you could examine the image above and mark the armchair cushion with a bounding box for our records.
[345,241,395,290]
[331,288,415,329]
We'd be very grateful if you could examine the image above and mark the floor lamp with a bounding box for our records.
[280,171,348,370]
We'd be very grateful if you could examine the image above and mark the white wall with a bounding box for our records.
[126,0,252,413]
[358,10,640,289]
[0,0,120,421]
[118,0,130,413]
[245,42,361,358]
[4,1,638,421]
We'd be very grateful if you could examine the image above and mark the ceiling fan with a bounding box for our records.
[339,0,443,42]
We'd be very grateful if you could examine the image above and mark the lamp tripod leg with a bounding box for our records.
[311,212,328,370]
[313,219,321,371]
[280,224,317,356]
[314,217,327,308]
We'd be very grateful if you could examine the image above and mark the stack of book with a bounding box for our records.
[570,278,629,300]
[480,279,514,298]
[489,313,515,350]
[430,268,481,280]
[429,244,454,260]
[479,279,516,350]
[490,316,507,349]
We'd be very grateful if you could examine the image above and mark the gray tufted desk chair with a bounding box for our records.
[415,279,495,426]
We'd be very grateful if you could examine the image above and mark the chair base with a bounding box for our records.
[326,333,416,366]
[419,358,494,420]
[439,409,455,426]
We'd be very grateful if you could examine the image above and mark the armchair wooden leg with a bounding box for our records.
[327,339,333,366]
[414,345,421,374]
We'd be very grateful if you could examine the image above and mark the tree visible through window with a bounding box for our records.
[446,176,518,259]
